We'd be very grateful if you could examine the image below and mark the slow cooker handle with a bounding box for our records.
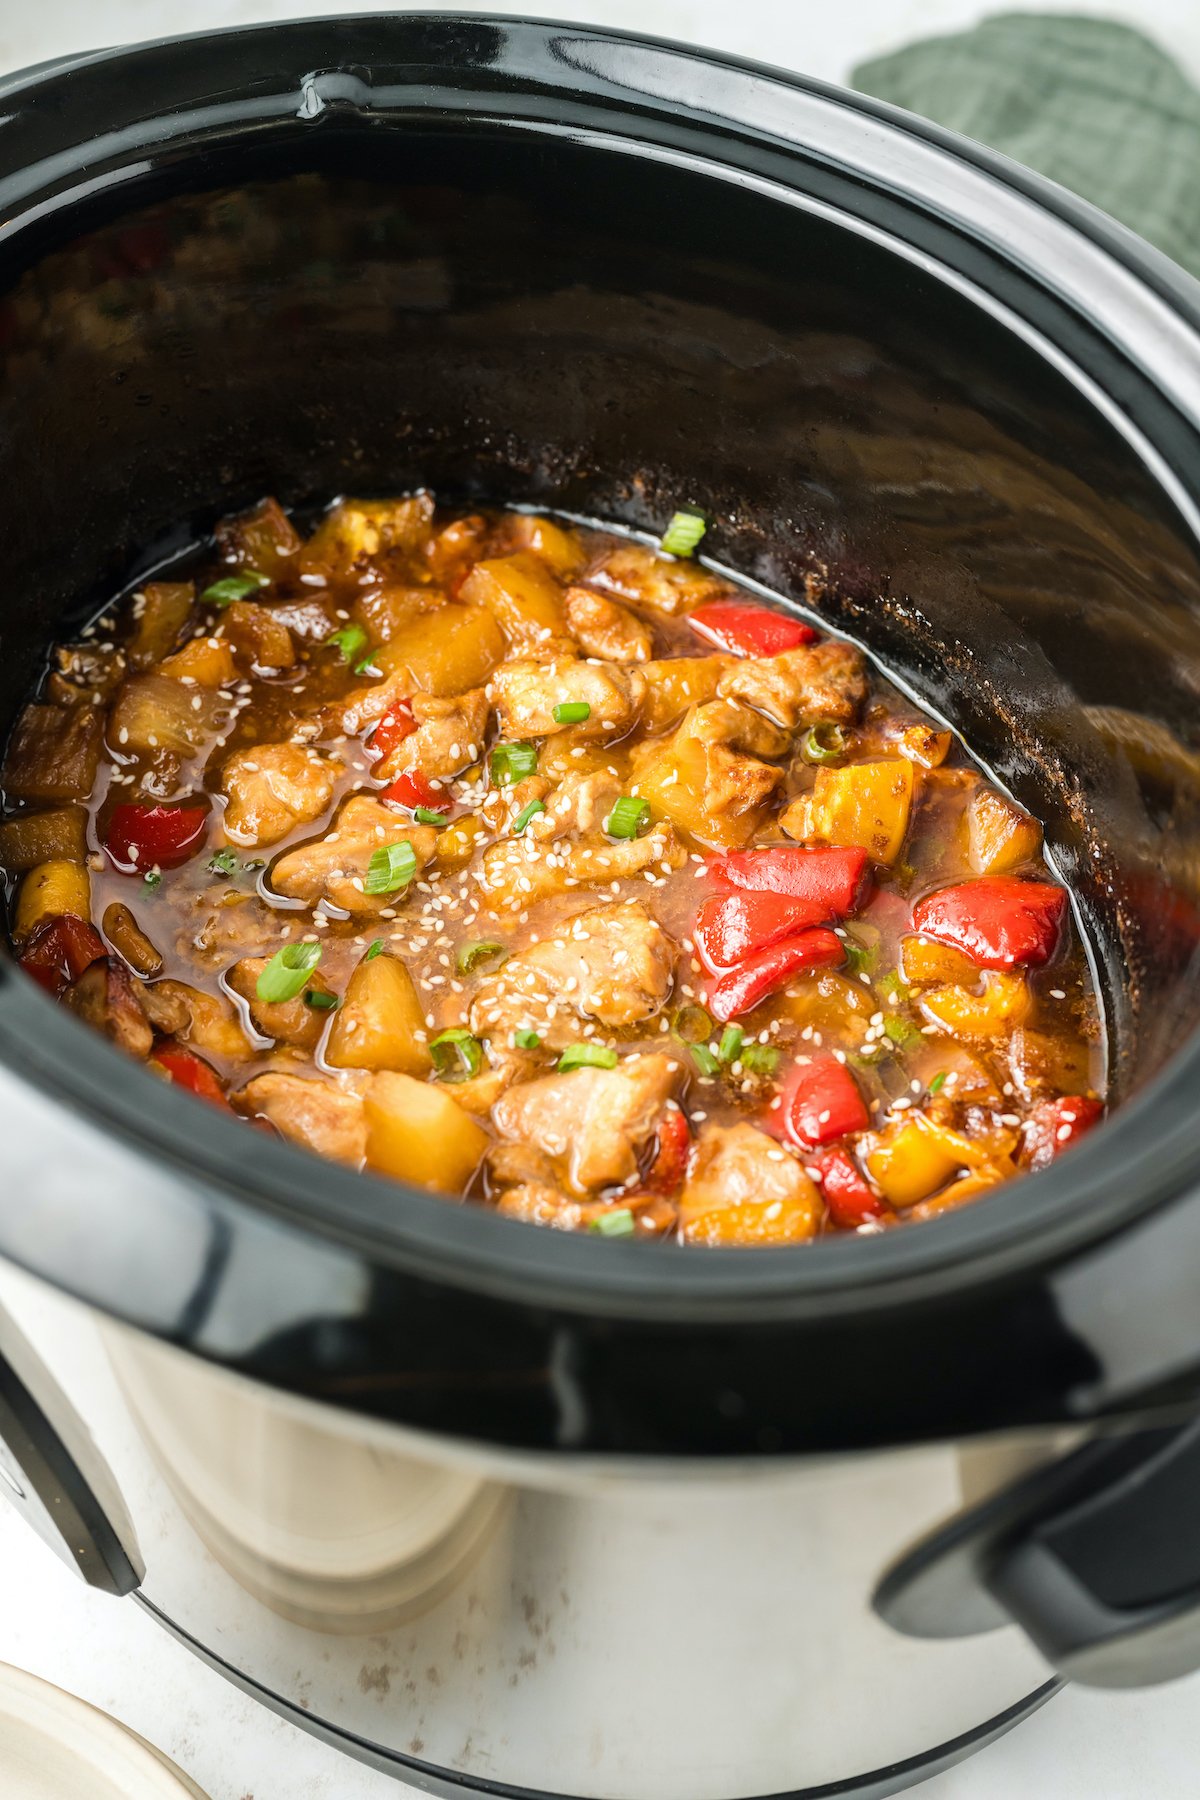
[875,1416,1200,1686]
[0,1304,142,1595]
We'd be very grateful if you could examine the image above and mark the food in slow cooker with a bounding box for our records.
[0,495,1104,1242]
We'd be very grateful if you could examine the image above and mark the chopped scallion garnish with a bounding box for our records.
[490,741,538,786]
[606,795,649,840]
[207,848,239,878]
[326,623,369,663]
[202,571,269,606]
[304,989,338,1011]
[660,507,707,558]
[363,839,417,896]
[553,701,591,725]
[717,1025,744,1065]
[456,940,507,975]
[414,806,449,827]
[673,1003,713,1044]
[802,722,847,766]
[884,1015,922,1049]
[142,871,162,891]
[740,1043,781,1077]
[928,1070,948,1095]
[512,799,545,835]
[690,1043,720,1077]
[590,1208,635,1238]
[557,1044,618,1072]
[429,1027,483,1082]
[256,940,322,1003]
[513,1027,541,1050]
[353,652,380,677]
[364,939,384,961]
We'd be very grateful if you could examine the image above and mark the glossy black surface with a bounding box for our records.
[0,17,1199,1454]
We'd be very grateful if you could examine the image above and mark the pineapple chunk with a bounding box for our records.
[326,954,431,1076]
[365,1072,488,1193]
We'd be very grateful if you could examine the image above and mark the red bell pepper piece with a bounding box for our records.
[106,802,207,873]
[1023,1095,1103,1171]
[707,928,843,1022]
[646,1106,691,1194]
[367,701,416,760]
[379,770,446,813]
[911,877,1066,970]
[809,1145,885,1227]
[151,1042,232,1111]
[18,914,106,996]
[688,599,816,657]
[707,844,868,915]
[694,890,826,974]
[769,1055,869,1150]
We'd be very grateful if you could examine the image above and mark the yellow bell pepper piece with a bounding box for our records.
[918,971,1031,1037]
[867,1113,983,1209]
[899,934,980,988]
[809,759,915,865]
[14,860,91,943]
[967,786,1043,875]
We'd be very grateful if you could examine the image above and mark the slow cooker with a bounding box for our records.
[1,15,1200,1797]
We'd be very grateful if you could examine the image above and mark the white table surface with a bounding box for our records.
[2,2,1200,1796]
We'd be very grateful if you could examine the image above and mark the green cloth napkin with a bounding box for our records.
[853,12,1200,278]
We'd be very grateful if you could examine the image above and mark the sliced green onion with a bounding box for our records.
[202,571,269,606]
[207,848,239,878]
[557,1044,618,1072]
[490,741,538,786]
[928,1070,948,1095]
[741,1043,781,1077]
[803,722,848,765]
[243,858,265,873]
[142,871,162,891]
[456,939,507,975]
[430,1027,484,1082]
[414,806,449,827]
[884,1014,923,1049]
[590,1208,635,1238]
[842,925,881,977]
[606,795,649,840]
[326,624,368,663]
[363,840,417,896]
[513,1027,541,1050]
[256,940,322,1003]
[690,1043,720,1077]
[512,799,545,835]
[353,652,380,677]
[672,1003,713,1044]
[553,701,591,725]
[364,939,384,961]
[660,507,707,557]
[717,1024,744,1065]
[879,969,912,1000]
[304,989,338,1011]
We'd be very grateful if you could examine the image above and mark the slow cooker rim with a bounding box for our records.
[0,12,1198,1330]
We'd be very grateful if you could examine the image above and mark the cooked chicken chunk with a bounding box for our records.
[565,821,688,882]
[591,544,731,616]
[63,958,153,1059]
[238,1071,367,1165]
[221,743,339,848]
[471,901,674,1047]
[530,769,623,840]
[494,1183,675,1234]
[680,699,791,759]
[717,640,867,730]
[488,656,641,741]
[563,587,653,662]
[678,1123,823,1245]
[492,1051,680,1192]
[227,957,336,1051]
[270,797,438,915]
[140,978,251,1060]
[376,687,488,782]
[337,664,413,738]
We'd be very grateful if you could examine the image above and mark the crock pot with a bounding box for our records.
[1,15,1200,1798]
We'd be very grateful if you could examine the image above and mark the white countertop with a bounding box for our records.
[2,3,1200,1796]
